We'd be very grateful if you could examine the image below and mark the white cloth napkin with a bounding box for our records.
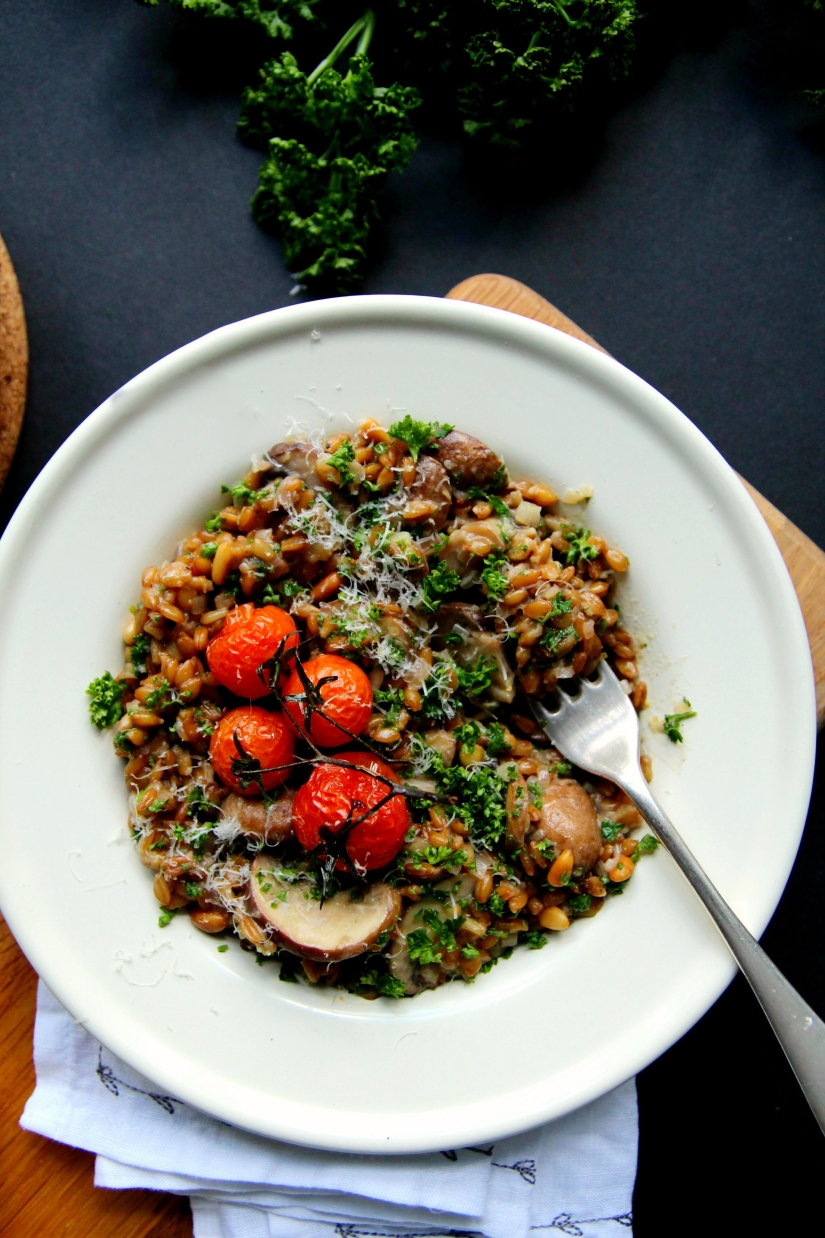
[21,981,638,1238]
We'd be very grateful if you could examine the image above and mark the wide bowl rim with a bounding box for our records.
[0,293,815,1153]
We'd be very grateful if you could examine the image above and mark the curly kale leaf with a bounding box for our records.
[135,0,317,43]
[457,0,639,152]
[239,16,420,293]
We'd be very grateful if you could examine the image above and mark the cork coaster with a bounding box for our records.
[0,232,28,491]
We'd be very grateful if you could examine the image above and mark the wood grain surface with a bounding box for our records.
[0,232,27,491]
[2,271,823,1238]
[448,273,825,728]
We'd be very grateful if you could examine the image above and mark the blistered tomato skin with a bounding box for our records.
[209,705,295,795]
[292,751,410,871]
[207,604,299,699]
[282,655,373,748]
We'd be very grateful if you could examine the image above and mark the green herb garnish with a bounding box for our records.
[86,672,125,729]
[663,702,696,744]
[389,415,453,462]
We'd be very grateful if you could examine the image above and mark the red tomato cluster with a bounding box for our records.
[206,608,404,866]
[292,752,410,872]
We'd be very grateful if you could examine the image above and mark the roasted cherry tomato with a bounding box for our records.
[292,751,410,871]
[282,654,373,748]
[207,603,299,699]
[209,705,294,795]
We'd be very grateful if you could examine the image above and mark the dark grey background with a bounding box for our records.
[1,0,823,1229]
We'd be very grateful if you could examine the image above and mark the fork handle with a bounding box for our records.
[623,772,825,1135]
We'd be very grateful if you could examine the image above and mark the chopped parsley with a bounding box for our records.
[186,784,220,824]
[600,820,621,841]
[521,929,548,950]
[555,760,573,776]
[663,702,697,743]
[204,511,223,533]
[485,722,510,758]
[547,592,573,617]
[375,687,405,727]
[461,944,481,959]
[453,720,482,754]
[631,834,660,862]
[527,781,543,809]
[130,633,151,677]
[480,554,509,599]
[200,542,218,559]
[221,480,268,506]
[217,944,229,952]
[355,970,406,998]
[407,928,443,966]
[262,579,306,605]
[144,678,176,710]
[467,486,509,518]
[561,525,599,566]
[487,891,506,917]
[421,908,464,951]
[456,655,496,698]
[86,672,125,729]
[388,415,453,463]
[421,560,461,612]
[435,761,508,849]
[540,624,579,654]
[567,893,592,913]
[325,439,357,488]
[409,844,466,869]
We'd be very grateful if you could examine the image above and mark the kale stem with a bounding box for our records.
[548,0,576,28]
[307,10,375,87]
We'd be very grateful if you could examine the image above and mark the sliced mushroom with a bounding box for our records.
[388,874,476,995]
[422,728,457,767]
[436,601,485,633]
[222,789,295,845]
[440,518,506,575]
[249,855,401,962]
[436,604,515,705]
[404,456,452,530]
[436,430,504,489]
[265,441,321,488]
[530,779,601,871]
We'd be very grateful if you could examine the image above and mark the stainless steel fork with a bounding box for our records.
[529,662,825,1134]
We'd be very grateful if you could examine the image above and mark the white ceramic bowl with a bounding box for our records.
[0,296,815,1154]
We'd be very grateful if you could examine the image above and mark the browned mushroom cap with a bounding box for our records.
[265,441,322,488]
[222,789,295,845]
[404,456,452,530]
[531,779,601,871]
[249,855,401,962]
[435,430,504,489]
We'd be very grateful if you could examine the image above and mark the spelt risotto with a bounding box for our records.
[87,416,660,998]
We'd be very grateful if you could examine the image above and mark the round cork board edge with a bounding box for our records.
[0,232,28,491]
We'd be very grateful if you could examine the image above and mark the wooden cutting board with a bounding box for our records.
[1,270,823,1238]
[447,273,825,729]
[0,232,27,491]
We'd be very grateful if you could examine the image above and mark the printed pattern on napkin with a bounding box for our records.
[21,982,638,1238]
